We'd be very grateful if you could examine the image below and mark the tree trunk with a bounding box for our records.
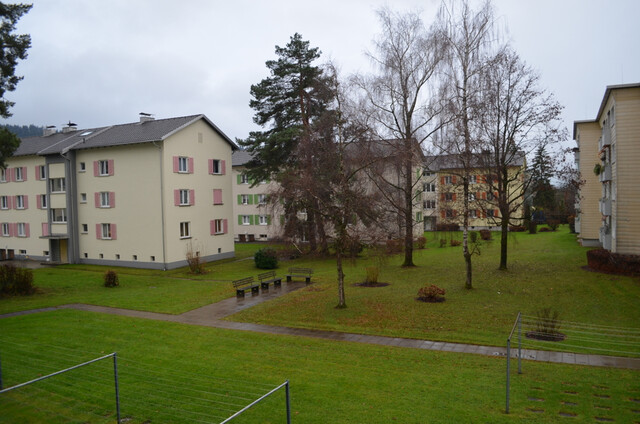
[336,226,347,308]
[402,144,415,267]
[499,216,509,270]
[463,177,473,289]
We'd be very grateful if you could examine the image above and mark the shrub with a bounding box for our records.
[509,225,526,232]
[539,227,551,232]
[587,248,640,275]
[479,229,491,240]
[254,247,278,269]
[385,239,403,254]
[436,223,460,231]
[103,270,119,288]
[547,219,560,231]
[529,221,537,234]
[414,236,426,249]
[439,238,447,248]
[450,239,461,247]
[469,231,478,244]
[528,307,564,341]
[417,284,446,302]
[185,243,205,274]
[365,266,379,284]
[0,265,36,296]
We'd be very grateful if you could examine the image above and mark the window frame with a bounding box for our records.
[258,215,268,225]
[241,194,249,205]
[240,174,249,184]
[98,160,110,176]
[0,196,8,209]
[101,223,112,239]
[0,168,5,182]
[50,178,66,193]
[179,189,190,206]
[14,167,23,181]
[51,208,67,223]
[179,221,191,239]
[100,192,110,208]
[17,222,26,237]
[214,219,223,234]
[15,195,24,209]
[242,215,251,225]
[1,223,9,236]
[212,159,221,174]
[39,165,47,180]
[178,157,189,173]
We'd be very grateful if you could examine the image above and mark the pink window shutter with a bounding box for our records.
[188,157,194,174]
[221,160,226,175]
[6,196,12,210]
[23,196,28,209]
[109,192,115,208]
[189,189,195,206]
[210,220,215,235]
[96,224,102,239]
[37,195,41,209]
[25,223,30,237]
[223,219,228,234]
[174,190,180,206]
[35,166,40,180]
[93,161,99,177]
[208,159,214,174]
[13,196,18,208]
[11,223,17,237]
[22,167,27,181]
[107,160,114,176]
[173,156,179,173]
[8,168,14,182]
[213,189,222,205]
[42,222,49,237]
[111,224,117,240]
[95,192,100,208]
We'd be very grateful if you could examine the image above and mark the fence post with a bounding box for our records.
[506,339,511,414]
[286,380,291,424]
[113,353,121,424]
[517,312,522,374]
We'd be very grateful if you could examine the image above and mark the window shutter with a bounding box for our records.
[42,222,49,237]
[452,193,457,202]
[35,166,40,180]
[237,174,241,184]
[23,196,28,210]
[94,161,99,177]
[476,191,481,200]
[22,167,27,181]
[95,192,100,208]
[440,193,445,201]
[452,175,456,184]
[223,219,228,234]
[237,195,242,205]
[6,196,11,210]
[174,190,180,206]
[96,224,102,239]
[173,156,179,173]
[440,210,445,219]
[254,194,259,204]
[494,191,498,199]
[108,160,114,176]
[266,215,271,225]
[10,223,17,237]
[221,160,226,175]
[188,157,194,174]
[482,210,486,218]
[189,189,195,206]
[210,220,215,235]
[249,215,254,225]
[37,195,41,209]
[111,224,117,240]
[24,223,30,237]
[238,215,242,225]
[441,176,445,185]
[482,192,487,200]
[213,189,222,205]
[109,192,115,208]
[247,194,253,205]
[208,159,214,174]
[254,214,260,224]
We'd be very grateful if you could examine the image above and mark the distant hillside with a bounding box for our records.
[3,124,45,138]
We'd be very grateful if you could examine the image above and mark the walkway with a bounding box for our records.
[2,282,639,370]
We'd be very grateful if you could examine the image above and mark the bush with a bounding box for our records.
[479,229,491,240]
[527,307,564,341]
[469,231,478,243]
[185,244,205,274]
[587,248,640,275]
[417,284,446,302]
[365,266,379,284]
[439,238,447,248]
[254,247,278,269]
[547,219,560,231]
[414,236,426,249]
[0,265,36,296]
[509,225,526,232]
[436,223,460,231]
[103,270,119,288]
[539,227,552,232]
[529,221,537,234]
[450,239,461,247]
[385,239,403,254]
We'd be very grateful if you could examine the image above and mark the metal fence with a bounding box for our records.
[505,312,522,414]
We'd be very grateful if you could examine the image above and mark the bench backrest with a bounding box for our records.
[258,270,276,281]
[232,276,254,288]
[288,267,313,274]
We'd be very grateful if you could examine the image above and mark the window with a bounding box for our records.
[17,223,26,237]
[40,194,47,209]
[241,194,249,205]
[2,223,9,236]
[14,167,23,181]
[424,183,435,192]
[469,175,477,184]
[470,210,477,218]
[241,174,249,184]
[211,219,227,235]
[80,193,87,203]
[178,156,189,173]
[0,168,5,182]
[0,196,8,209]
[445,209,455,218]
[15,195,24,209]
[101,223,113,239]
[99,160,110,176]
[242,215,251,225]
[487,209,495,218]
[469,193,476,202]
[444,192,454,201]
[38,165,47,180]
[424,200,436,209]
[257,194,266,205]
[179,189,190,205]
[19,249,27,255]
[487,192,495,201]
[82,224,88,233]
[258,215,269,225]
[214,219,223,234]
[100,192,110,207]
[180,221,191,238]
[51,208,67,223]
[79,162,86,172]
[210,159,223,174]
[50,178,66,193]
[443,176,453,185]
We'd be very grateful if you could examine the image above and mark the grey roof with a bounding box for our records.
[232,149,253,166]
[13,114,237,157]
[424,151,525,171]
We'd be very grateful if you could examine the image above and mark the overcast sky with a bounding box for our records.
[4,0,640,148]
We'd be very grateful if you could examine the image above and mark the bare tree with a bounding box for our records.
[435,0,499,289]
[354,8,445,267]
[476,48,566,270]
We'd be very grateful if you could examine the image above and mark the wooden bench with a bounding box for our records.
[232,276,260,297]
[258,270,282,289]
[286,267,313,283]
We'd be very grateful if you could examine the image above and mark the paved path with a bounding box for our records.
[2,282,639,370]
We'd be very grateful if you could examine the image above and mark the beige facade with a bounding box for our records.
[573,120,601,246]
[1,114,236,269]
[574,83,640,255]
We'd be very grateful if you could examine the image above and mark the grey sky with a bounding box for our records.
[5,0,640,147]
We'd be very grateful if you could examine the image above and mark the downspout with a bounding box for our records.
[153,140,168,270]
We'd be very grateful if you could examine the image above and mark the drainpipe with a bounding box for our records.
[152,141,167,270]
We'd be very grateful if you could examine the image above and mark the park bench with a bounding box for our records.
[258,270,282,289]
[286,267,313,283]
[232,276,260,297]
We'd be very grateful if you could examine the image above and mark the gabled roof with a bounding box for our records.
[424,151,525,171]
[596,83,640,122]
[232,149,253,167]
[13,114,237,157]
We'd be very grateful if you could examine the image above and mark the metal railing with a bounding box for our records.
[505,312,522,414]
[220,379,291,424]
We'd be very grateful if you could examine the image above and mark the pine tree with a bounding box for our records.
[530,144,556,214]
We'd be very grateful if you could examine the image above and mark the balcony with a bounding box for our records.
[598,164,612,182]
[599,198,612,216]
[599,126,611,150]
[599,225,612,250]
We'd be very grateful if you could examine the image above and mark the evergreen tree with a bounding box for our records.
[0,2,32,168]
[530,144,556,213]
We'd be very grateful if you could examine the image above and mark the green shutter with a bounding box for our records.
[249,215,255,225]
[237,174,242,184]
[254,194,260,204]
[416,212,422,222]
[255,214,260,225]
[249,177,255,185]
[238,215,243,225]
[248,195,253,205]
[237,195,242,205]
[280,215,285,225]
[267,215,271,225]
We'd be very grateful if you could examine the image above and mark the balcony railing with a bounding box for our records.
[599,198,612,216]
[599,225,612,250]
[599,165,612,182]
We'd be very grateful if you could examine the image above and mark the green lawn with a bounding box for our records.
[1,310,638,423]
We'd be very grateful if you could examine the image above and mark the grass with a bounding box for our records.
[1,310,638,423]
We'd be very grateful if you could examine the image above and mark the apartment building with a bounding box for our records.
[422,153,526,230]
[574,83,640,254]
[231,150,281,241]
[0,114,237,269]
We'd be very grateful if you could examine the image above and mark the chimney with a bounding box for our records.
[139,112,155,123]
[43,125,56,136]
[62,121,77,133]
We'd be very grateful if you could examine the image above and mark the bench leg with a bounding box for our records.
[305,277,311,283]
[274,279,282,287]
[261,282,269,290]
[286,276,292,282]
[251,286,260,295]
[236,289,245,298]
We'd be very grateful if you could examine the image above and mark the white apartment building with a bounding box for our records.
[0,114,237,269]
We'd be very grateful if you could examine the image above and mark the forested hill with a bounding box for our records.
[3,124,44,138]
